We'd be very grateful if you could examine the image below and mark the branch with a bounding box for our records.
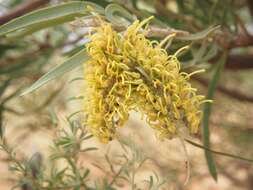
[146,25,189,38]
[248,0,253,19]
[185,139,253,162]
[210,54,253,70]
[0,0,50,25]
[0,43,51,68]
[225,54,253,70]
[192,76,253,103]
[229,33,253,48]
[2,14,253,70]
[154,0,201,31]
[70,17,190,38]
[0,34,83,68]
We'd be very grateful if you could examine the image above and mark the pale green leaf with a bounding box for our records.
[176,25,220,41]
[6,15,78,39]
[0,2,104,36]
[105,3,135,26]
[20,48,89,96]
[202,52,228,181]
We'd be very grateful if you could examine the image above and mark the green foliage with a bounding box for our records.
[202,52,228,181]
[0,118,172,189]
[21,48,89,96]
[1,0,253,188]
[0,2,104,36]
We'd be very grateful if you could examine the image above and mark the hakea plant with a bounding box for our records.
[83,17,209,143]
[2,2,253,187]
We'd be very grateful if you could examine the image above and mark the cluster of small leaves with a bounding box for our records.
[48,120,97,190]
[105,139,169,189]
[0,137,41,190]
[0,120,95,190]
[0,117,172,190]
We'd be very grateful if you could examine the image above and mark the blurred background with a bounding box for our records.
[0,0,253,189]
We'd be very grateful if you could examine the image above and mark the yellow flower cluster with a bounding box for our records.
[83,18,207,143]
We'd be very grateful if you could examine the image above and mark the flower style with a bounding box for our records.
[83,18,208,143]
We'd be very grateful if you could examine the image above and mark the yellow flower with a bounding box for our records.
[83,18,208,143]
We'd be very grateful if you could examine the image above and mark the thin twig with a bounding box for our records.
[179,137,190,186]
[185,139,253,162]
[193,75,253,102]
[146,26,189,38]
[0,0,50,25]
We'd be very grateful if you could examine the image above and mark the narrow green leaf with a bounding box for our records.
[67,95,84,102]
[0,2,104,36]
[63,45,84,57]
[20,48,89,96]
[192,42,208,64]
[68,77,84,84]
[202,43,219,62]
[176,25,220,41]
[7,15,94,39]
[148,176,154,189]
[202,52,227,181]
[6,15,79,39]
[49,108,58,127]
[82,169,90,179]
[105,3,135,26]
[182,42,208,68]
[67,110,84,120]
